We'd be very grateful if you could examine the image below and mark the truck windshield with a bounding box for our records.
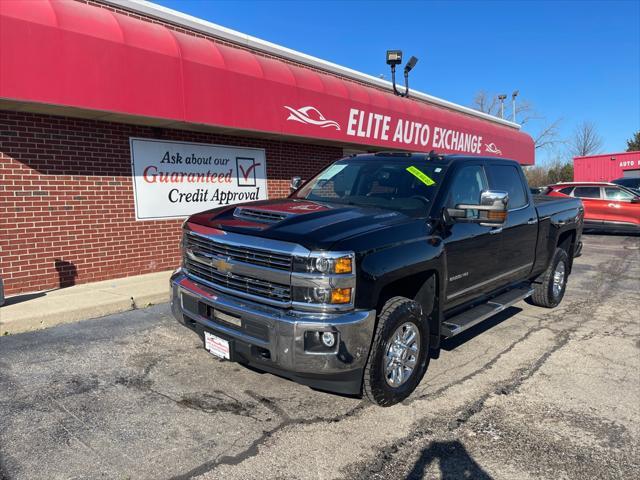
[292,157,446,216]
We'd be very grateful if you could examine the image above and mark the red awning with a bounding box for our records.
[0,0,534,164]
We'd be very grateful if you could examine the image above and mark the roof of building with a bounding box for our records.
[574,151,640,160]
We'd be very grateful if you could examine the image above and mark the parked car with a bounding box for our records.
[546,182,640,233]
[171,153,583,406]
[611,177,640,194]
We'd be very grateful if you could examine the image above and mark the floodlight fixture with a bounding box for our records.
[386,50,403,66]
[386,50,419,98]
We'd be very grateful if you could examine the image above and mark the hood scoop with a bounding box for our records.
[233,207,292,223]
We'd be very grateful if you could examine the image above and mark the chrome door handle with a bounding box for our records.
[607,203,619,208]
[489,227,503,235]
[526,219,538,225]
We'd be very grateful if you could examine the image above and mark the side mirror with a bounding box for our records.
[631,197,640,204]
[290,176,303,193]
[446,190,509,227]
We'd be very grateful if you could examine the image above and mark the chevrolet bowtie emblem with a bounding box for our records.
[214,257,233,273]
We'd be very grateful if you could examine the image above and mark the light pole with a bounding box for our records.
[511,90,519,122]
[498,94,507,119]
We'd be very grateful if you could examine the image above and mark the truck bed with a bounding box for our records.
[533,194,582,218]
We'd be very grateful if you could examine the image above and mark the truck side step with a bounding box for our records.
[441,285,534,337]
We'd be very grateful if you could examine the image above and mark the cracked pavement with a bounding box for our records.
[1,233,638,479]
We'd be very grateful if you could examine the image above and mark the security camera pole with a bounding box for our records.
[386,50,418,98]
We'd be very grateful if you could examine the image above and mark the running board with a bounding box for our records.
[441,285,534,337]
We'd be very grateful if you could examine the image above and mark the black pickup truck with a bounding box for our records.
[171,152,583,406]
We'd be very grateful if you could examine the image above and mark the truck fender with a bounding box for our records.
[414,273,442,353]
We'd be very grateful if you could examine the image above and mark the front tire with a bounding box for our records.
[363,297,430,406]
[530,248,569,308]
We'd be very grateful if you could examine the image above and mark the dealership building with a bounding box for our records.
[0,0,534,296]
[573,151,640,182]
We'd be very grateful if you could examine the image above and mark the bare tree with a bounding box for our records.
[533,118,562,150]
[472,91,561,150]
[570,121,604,157]
[474,91,500,117]
[523,159,574,187]
[473,91,539,124]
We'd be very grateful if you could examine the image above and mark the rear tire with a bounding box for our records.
[530,248,569,308]
[363,297,430,406]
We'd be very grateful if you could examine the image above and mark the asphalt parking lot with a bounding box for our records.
[1,233,638,480]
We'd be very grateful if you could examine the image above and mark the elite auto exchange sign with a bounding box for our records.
[130,138,267,220]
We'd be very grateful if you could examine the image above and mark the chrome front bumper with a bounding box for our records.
[170,270,376,391]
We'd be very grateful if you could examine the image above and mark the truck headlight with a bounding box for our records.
[291,251,355,310]
[294,252,354,274]
[292,287,353,305]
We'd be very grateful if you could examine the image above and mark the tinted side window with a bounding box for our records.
[573,187,601,199]
[446,165,488,217]
[604,187,634,201]
[559,187,574,195]
[487,165,527,209]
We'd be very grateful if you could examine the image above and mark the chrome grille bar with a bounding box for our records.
[183,229,299,305]
[186,231,292,270]
[185,258,291,302]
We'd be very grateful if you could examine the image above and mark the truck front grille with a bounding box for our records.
[185,257,291,303]
[184,231,293,304]
[185,231,292,271]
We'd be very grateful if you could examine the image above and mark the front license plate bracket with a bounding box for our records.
[204,330,233,361]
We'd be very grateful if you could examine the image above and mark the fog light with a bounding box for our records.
[311,287,332,303]
[321,332,336,348]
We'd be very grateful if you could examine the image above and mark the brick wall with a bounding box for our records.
[0,110,342,296]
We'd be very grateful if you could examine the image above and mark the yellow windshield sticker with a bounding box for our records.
[406,166,436,186]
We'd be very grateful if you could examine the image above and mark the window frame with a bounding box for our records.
[444,164,489,213]
[571,186,602,200]
[604,186,635,202]
[558,186,575,196]
[486,163,529,211]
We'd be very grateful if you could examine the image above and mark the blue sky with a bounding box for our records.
[155,0,639,164]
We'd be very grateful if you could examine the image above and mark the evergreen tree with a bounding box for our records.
[626,131,640,152]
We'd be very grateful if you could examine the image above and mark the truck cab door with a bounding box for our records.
[440,164,502,308]
[572,186,605,227]
[485,163,537,286]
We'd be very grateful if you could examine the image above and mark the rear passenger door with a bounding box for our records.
[572,186,604,225]
[486,163,537,286]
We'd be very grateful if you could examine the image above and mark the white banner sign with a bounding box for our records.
[130,138,268,220]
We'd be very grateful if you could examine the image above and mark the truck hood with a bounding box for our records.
[187,199,414,250]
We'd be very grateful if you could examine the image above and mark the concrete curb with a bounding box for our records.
[0,270,173,335]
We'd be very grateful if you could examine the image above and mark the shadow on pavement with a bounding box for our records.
[405,440,492,480]
[2,291,48,307]
[441,306,523,352]
[582,230,639,237]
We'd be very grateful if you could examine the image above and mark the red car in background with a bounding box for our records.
[546,182,640,233]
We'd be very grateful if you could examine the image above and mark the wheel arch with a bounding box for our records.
[556,228,577,273]
[376,270,441,351]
